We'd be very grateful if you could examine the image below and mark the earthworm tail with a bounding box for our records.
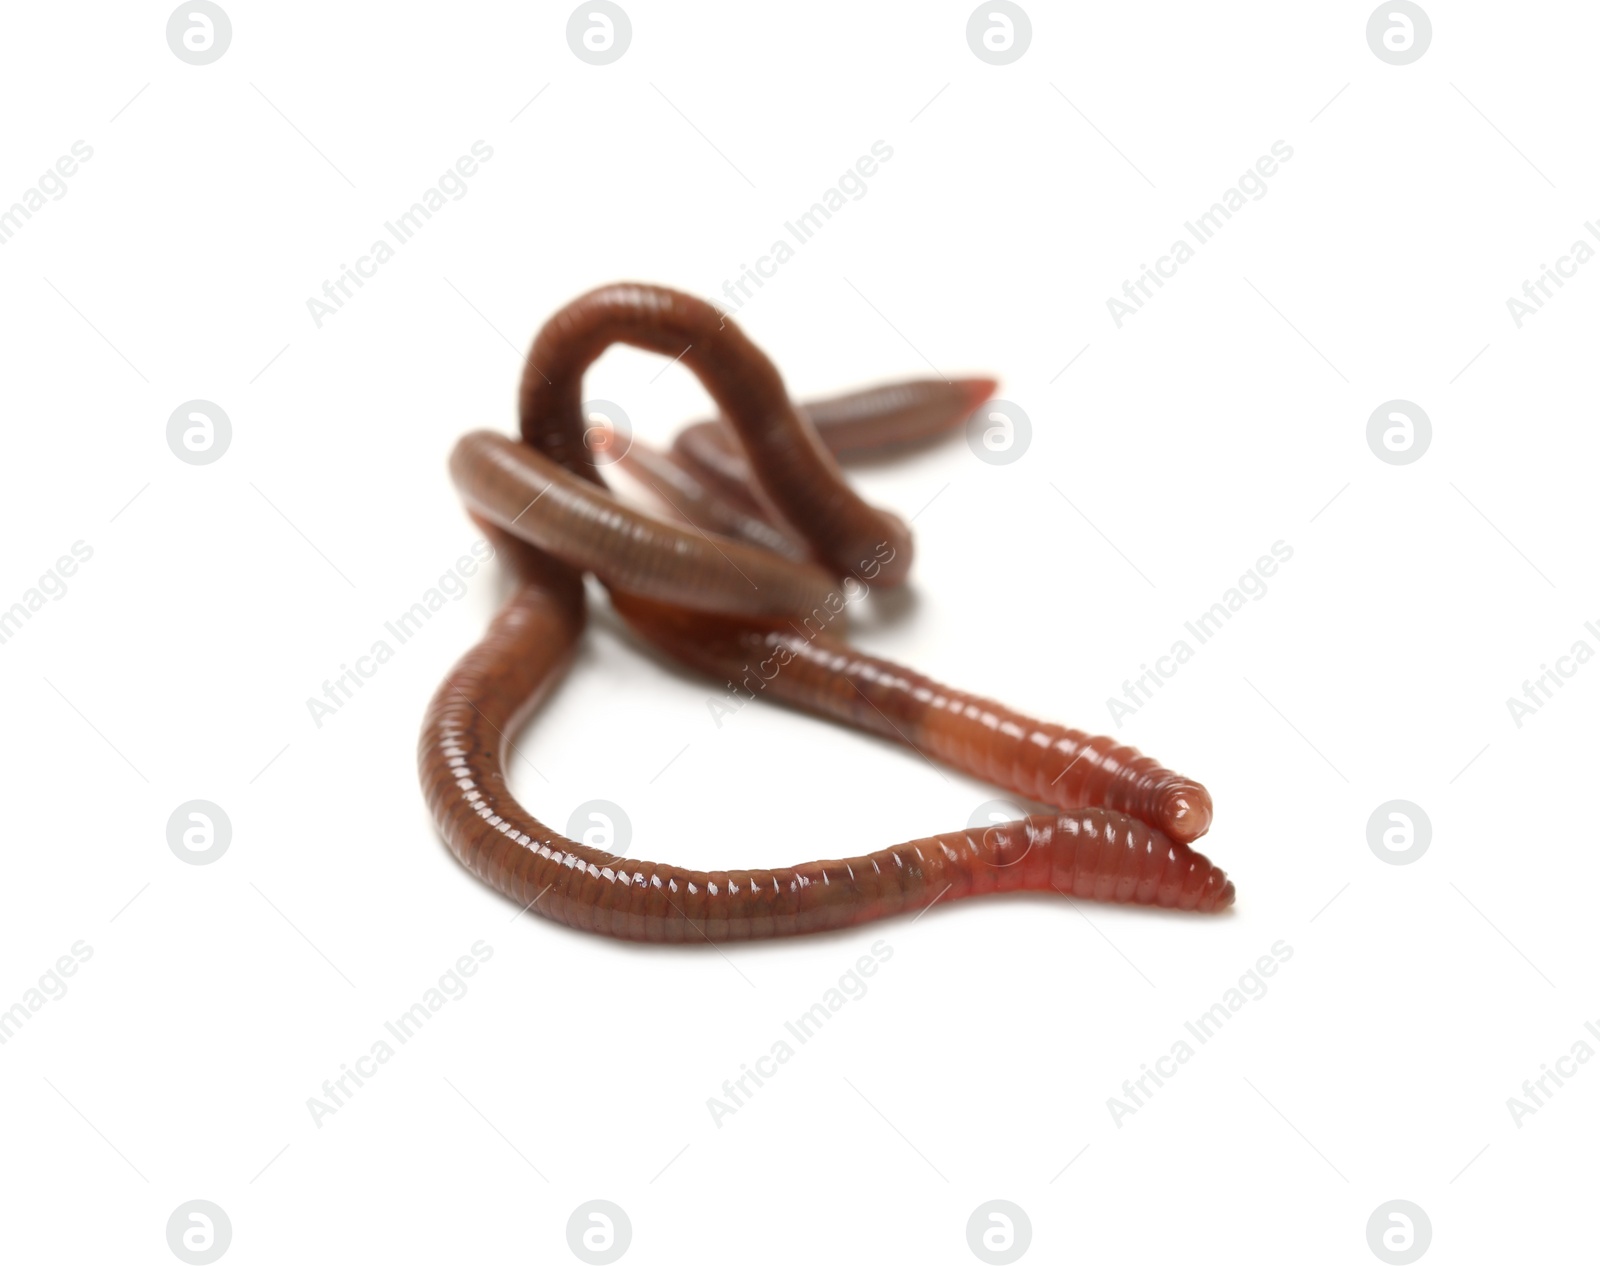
[609,593,1213,844]
[518,282,913,585]
[419,574,1233,942]
[803,377,999,454]
[672,376,997,506]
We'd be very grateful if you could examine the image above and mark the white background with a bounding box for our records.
[1,2,1595,1262]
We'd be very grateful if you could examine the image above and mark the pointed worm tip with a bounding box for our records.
[956,376,1000,412]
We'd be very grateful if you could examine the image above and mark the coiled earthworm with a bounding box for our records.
[518,282,913,586]
[421,283,1232,941]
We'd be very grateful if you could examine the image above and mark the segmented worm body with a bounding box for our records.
[420,283,1233,942]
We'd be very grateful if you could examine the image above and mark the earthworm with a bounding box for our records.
[421,283,1231,940]
[800,377,1000,455]
[671,376,997,511]
[419,529,1234,942]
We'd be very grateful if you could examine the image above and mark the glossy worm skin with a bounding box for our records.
[420,530,1234,942]
[421,282,1232,940]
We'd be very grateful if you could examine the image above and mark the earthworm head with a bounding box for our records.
[1155,779,1214,844]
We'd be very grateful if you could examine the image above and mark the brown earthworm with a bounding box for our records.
[670,376,998,511]
[420,283,1232,941]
